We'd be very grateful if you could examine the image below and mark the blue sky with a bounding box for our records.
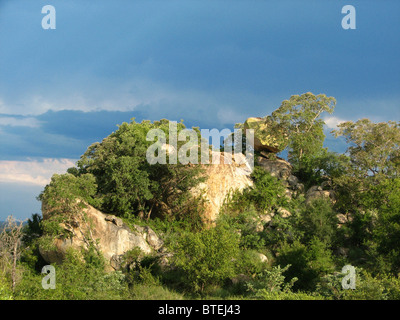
[0,0,399,220]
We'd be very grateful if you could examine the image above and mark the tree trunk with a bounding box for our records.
[12,240,18,292]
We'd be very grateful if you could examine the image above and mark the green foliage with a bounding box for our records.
[341,269,400,300]
[268,92,336,167]
[171,224,240,293]
[73,118,205,220]
[276,238,335,291]
[14,248,128,300]
[332,119,400,211]
[0,271,12,300]
[11,105,400,300]
[244,263,325,299]
[314,272,346,300]
[38,173,100,249]
[39,173,99,212]
[221,167,288,216]
[218,207,266,250]
[235,249,269,277]
[120,247,162,287]
[246,265,298,297]
[336,178,400,275]
[333,119,400,181]
[298,199,339,245]
[294,149,349,189]
[246,167,289,211]
[364,178,400,274]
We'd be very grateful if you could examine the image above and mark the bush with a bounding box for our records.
[275,238,335,291]
[218,207,266,250]
[298,198,339,245]
[221,167,288,217]
[246,167,289,212]
[0,272,12,300]
[246,265,298,298]
[14,248,129,300]
[171,224,240,293]
[342,269,400,300]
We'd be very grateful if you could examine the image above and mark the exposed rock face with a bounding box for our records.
[243,117,287,153]
[257,155,305,199]
[39,151,254,266]
[192,151,253,223]
[40,202,164,271]
[305,186,336,204]
[257,156,292,180]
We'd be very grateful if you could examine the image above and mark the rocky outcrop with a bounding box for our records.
[39,151,254,266]
[257,156,292,180]
[192,151,253,223]
[305,185,336,204]
[243,117,288,153]
[257,155,305,200]
[39,202,164,271]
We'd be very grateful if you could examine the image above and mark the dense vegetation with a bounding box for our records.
[1,93,400,300]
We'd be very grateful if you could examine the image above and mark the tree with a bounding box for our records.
[73,119,205,220]
[333,119,400,182]
[331,119,400,274]
[268,92,336,168]
[332,119,400,210]
[235,93,336,184]
[365,178,400,274]
[0,216,26,292]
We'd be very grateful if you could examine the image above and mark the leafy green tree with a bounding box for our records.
[39,173,99,217]
[293,148,349,189]
[333,119,400,181]
[332,119,400,211]
[38,173,101,253]
[341,269,400,300]
[330,120,400,274]
[74,119,205,220]
[362,178,400,274]
[268,92,336,168]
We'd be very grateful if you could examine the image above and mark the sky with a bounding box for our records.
[0,0,399,220]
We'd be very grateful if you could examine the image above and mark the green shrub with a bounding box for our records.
[171,224,240,293]
[342,269,400,300]
[221,167,288,216]
[246,265,299,299]
[14,248,129,300]
[0,272,12,300]
[298,198,339,245]
[246,167,289,212]
[276,238,335,291]
[218,207,266,250]
[235,249,269,277]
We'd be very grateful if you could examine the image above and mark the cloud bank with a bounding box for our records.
[0,158,76,186]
